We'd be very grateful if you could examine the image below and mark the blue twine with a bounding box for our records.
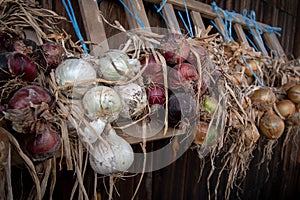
[154,4,172,30]
[62,0,88,54]
[245,33,259,52]
[118,0,146,29]
[178,11,192,37]
[165,5,181,33]
[182,0,194,37]
[210,19,228,43]
[241,56,265,87]
[129,0,146,29]
[156,0,167,13]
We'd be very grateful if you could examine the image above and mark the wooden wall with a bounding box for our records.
[30,0,300,200]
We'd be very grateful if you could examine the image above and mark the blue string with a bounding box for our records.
[118,0,146,29]
[210,19,228,42]
[154,4,172,30]
[156,0,167,13]
[178,11,192,37]
[62,0,88,54]
[165,5,181,33]
[245,33,259,52]
[182,0,194,37]
[241,56,264,87]
[129,0,146,29]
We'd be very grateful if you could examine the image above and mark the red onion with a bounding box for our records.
[168,93,196,128]
[8,52,37,82]
[25,121,61,161]
[159,33,190,65]
[169,63,198,90]
[13,39,37,55]
[140,55,164,84]
[146,85,166,105]
[41,42,65,71]
[186,46,207,67]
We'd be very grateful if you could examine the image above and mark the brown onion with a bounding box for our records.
[243,123,260,146]
[159,33,190,64]
[244,59,259,77]
[250,88,277,111]
[25,121,61,161]
[194,121,208,145]
[275,99,296,118]
[259,110,285,140]
[287,85,300,104]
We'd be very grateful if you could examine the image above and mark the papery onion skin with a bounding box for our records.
[146,85,165,105]
[55,58,97,98]
[25,121,61,162]
[194,121,208,145]
[287,85,300,104]
[140,54,161,75]
[159,33,190,65]
[41,42,65,71]
[244,59,259,77]
[89,127,134,174]
[8,52,37,82]
[250,88,277,111]
[82,86,122,122]
[13,39,37,55]
[276,100,296,118]
[8,85,53,109]
[169,63,198,90]
[83,119,106,144]
[98,49,134,81]
[243,123,260,146]
[114,83,147,119]
[186,46,207,67]
[259,110,285,140]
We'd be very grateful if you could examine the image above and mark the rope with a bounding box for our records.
[182,0,194,37]
[62,0,88,54]
[178,11,192,37]
[118,0,146,29]
[241,56,265,87]
[156,0,167,13]
[154,4,172,30]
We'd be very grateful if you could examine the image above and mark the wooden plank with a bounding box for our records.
[123,0,151,30]
[233,23,249,46]
[78,0,109,57]
[190,11,206,36]
[250,28,268,56]
[214,17,227,39]
[162,3,181,33]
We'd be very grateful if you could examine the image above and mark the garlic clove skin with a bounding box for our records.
[82,118,106,144]
[89,127,134,174]
[114,83,147,119]
[55,58,97,99]
[82,86,122,122]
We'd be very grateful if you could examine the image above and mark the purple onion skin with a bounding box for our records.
[42,42,64,71]
[8,52,37,82]
[13,39,37,55]
[0,53,11,80]
[159,33,190,65]
[168,93,196,128]
[168,63,198,90]
[147,85,166,105]
[186,46,207,67]
[8,85,53,109]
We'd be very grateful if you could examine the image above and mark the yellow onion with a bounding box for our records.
[243,123,260,146]
[250,88,277,111]
[193,121,208,145]
[259,110,285,140]
[244,59,259,77]
[275,99,296,118]
[287,85,300,104]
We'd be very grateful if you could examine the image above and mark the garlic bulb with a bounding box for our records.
[98,49,136,81]
[55,58,97,98]
[89,127,134,174]
[82,86,122,122]
[82,118,106,144]
[114,83,147,118]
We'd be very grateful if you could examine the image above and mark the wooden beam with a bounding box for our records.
[162,3,181,33]
[233,23,249,46]
[124,0,151,30]
[250,28,269,56]
[190,11,206,36]
[78,0,109,57]
[263,32,287,58]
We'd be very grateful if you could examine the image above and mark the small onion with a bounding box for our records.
[8,52,37,82]
[259,110,285,140]
[89,126,134,174]
[140,55,163,84]
[82,86,122,122]
[41,42,65,71]
[55,58,97,98]
[82,118,106,144]
[186,45,207,67]
[250,88,277,111]
[98,49,135,81]
[25,121,61,161]
[146,85,165,105]
[275,99,296,118]
[114,83,147,119]
[159,33,190,64]
[243,123,260,146]
[168,63,198,90]
[287,85,300,104]
[244,59,259,77]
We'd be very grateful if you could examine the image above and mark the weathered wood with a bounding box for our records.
[233,23,249,46]
[263,32,286,57]
[78,0,109,57]
[190,11,206,36]
[123,0,151,30]
[214,17,227,39]
[162,3,181,33]
[250,28,268,56]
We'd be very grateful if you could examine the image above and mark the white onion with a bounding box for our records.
[82,86,122,122]
[89,127,134,174]
[55,58,97,98]
[114,83,147,118]
[98,49,136,81]
[82,118,106,144]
